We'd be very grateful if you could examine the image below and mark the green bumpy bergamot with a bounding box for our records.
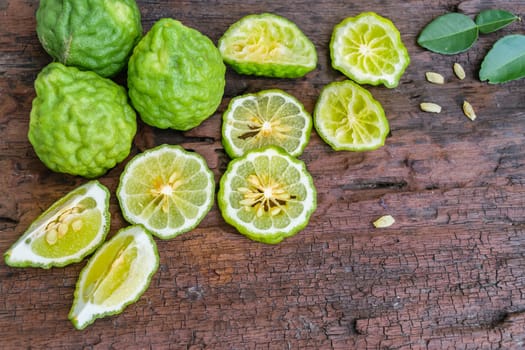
[36,0,142,77]
[28,63,137,178]
[128,18,226,131]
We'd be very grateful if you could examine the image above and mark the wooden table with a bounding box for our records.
[2,1,525,348]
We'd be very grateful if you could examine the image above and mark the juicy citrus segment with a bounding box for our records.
[330,12,410,88]
[69,225,159,330]
[117,144,215,239]
[314,80,390,151]
[218,146,316,244]
[222,89,312,158]
[4,181,110,268]
[218,13,317,78]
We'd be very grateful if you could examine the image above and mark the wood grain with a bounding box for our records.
[1,1,525,349]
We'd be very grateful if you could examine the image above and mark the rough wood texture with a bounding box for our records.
[1,1,525,349]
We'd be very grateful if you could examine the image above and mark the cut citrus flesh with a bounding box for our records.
[330,12,410,88]
[218,146,316,244]
[222,89,312,158]
[117,144,215,239]
[218,13,317,78]
[4,180,110,268]
[69,225,159,330]
[314,80,390,151]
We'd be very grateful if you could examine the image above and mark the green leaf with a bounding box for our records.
[475,9,519,34]
[479,35,525,84]
[417,13,478,55]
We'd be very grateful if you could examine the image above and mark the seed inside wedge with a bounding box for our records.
[4,180,110,268]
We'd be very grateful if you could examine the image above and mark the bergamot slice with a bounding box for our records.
[218,146,317,244]
[222,89,312,158]
[117,145,215,239]
[128,18,226,130]
[36,0,142,77]
[218,13,317,78]
[69,225,159,330]
[28,62,137,178]
[330,12,410,88]
[4,181,110,268]
[314,80,389,151]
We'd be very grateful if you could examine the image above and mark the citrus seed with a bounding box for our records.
[420,102,442,113]
[425,72,445,84]
[453,63,466,80]
[462,101,477,121]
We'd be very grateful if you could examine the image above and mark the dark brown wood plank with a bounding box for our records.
[2,0,525,349]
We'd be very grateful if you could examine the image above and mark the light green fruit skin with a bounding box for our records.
[28,63,137,178]
[3,180,111,269]
[221,89,312,158]
[217,146,317,244]
[128,18,226,131]
[69,225,159,330]
[222,57,314,79]
[329,12,410,88]
[219,13,317,78]
[36,0,142,77]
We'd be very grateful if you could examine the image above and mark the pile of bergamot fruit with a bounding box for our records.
[5,0,409,329]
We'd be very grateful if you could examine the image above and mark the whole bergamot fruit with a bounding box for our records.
[128,18,226,131]
[28,62,137,178]
[36,0,142,77]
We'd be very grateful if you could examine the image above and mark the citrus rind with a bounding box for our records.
[28,62,137,178]
[218,146,317,244]
[36,0,142,77]
[128,18,226,131]
[117,145,215,239]
[330,12,410,88]
[222,89,312,158]
[69,225,159,330]
[219,13,317,78]
[4,181,110,268]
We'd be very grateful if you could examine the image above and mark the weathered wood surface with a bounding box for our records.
[1,0,525,349]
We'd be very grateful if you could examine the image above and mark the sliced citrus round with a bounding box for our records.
[69,225,159,330]
[330,12,410,88]
[4,180,110,268]
[117,144,215,239]
[218,13,317,78]
[218,146,316,244]
[222,89,312,158]
[314,80,390,151]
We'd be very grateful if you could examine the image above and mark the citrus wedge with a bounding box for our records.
[4,180,110,268]
[330,12,410,88]
[218,146,316,244]
[69,225,159,330]
[314,80,389,151]
[117,144,215,239]
[222,89,312,158]
[218,13,317,78]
